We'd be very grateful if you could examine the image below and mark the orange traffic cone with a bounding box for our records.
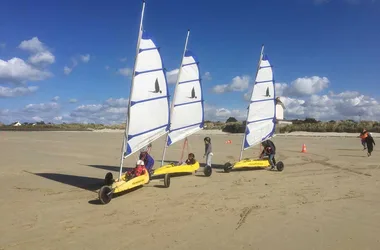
[301,144,307,153]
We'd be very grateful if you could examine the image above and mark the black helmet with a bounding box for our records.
[204,137,211,143]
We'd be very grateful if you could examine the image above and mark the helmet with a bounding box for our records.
[204,137,211,143]
[136,160,145,166]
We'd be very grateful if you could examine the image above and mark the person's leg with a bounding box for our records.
[206,153,212,167]
[268,154,275,169]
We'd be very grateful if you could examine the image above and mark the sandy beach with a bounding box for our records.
[1,131,379,250]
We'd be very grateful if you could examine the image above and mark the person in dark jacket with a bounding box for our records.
[139,151,155,174]
[259,139,276,169]
[365,134,375,157]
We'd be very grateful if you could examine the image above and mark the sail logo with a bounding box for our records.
[150,78,162,94]
[189,86,197,99]
[265,87,271,97]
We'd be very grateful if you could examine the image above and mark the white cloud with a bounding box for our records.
[213,75,251,94]
[279,91,380,121]
[105,65,110,70]
[0,86,39,97]
[29,51,55,65]
[69,98,78,103]
[63,66,72,75]
[80,54,90,63]
[204,103,246,121]
[0,58,52,84]
[203,71,212,81]
[166,69,179,84]
[118,67,133,77]
[18,37,46,53]
[120,57,127,62]
[278,76,329,97]
[52,96,59,101]
[18,37,55,66]
[68,98,129,124]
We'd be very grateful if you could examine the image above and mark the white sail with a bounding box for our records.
[124,30,170,156]
[119,1,170,179]
[242,46,276,151]
[167,49,204,146]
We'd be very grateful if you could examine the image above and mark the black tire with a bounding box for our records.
[164,174,170,188]
[276,161,284,172]
[204,165,212,177]
[104,172,114,186]
[99,186,113,204]
[224,162,232,173]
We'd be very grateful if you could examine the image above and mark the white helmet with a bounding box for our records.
[136,160,144,166]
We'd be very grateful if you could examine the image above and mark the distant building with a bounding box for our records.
[12,121,22,126]
[275,97,285,121]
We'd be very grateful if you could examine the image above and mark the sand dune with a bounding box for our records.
[0,131,379,250]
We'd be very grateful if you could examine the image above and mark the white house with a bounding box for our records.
[275,97,285,121]
[12,121,22,126]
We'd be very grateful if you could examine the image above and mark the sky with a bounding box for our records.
[0,0,379,124]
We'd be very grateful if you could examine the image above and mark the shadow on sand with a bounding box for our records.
[24,170,103,193]
[338,154,366,158]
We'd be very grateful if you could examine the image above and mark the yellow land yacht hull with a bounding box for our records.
[224,158,284,173]
[98,170,170,204]
[152,161,212,177]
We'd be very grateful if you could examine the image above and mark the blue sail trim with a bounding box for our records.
[255,80,273,85]
[247,117,274,125]
[170,122,202,133]
[260,65,272,69]
[139,47,159,53]
[182,62,198,67]
[130,95,168,106]
[250,98,275,104]
[135,68,163,76]
[167,136,172,146]
[174,99,202,107]
[178,79,199,85]
[127,124,168,141]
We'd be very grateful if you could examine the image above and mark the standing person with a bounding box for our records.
[365,134,375,157]
[358,129,368,150]
[259,139,277,170]
[203,137,213,168]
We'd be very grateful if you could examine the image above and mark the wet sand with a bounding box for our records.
[1,131,379,250]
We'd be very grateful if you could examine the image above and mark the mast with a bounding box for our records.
[161,29,191,166]
[119,0,146,179]
[160,29,191,166]
[239,44,265,161]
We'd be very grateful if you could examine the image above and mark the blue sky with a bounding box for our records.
[1,0,379,124]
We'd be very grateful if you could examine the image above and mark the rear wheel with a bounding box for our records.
[204,165,212,177]
[164,174,170,188]
[224,162,232,173]
[99,186,113,204]
[276,161,284,172]
[104,172,114,186]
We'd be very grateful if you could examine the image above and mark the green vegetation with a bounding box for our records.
[280,119,380,133]
[1,118,379,133]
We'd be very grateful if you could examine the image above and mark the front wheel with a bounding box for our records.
[99,186,113,204]
[204,165,212,177]
[164,174,170,188]
[276,161,284,172]
[104,172,114,186]
[224,162,232,173]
